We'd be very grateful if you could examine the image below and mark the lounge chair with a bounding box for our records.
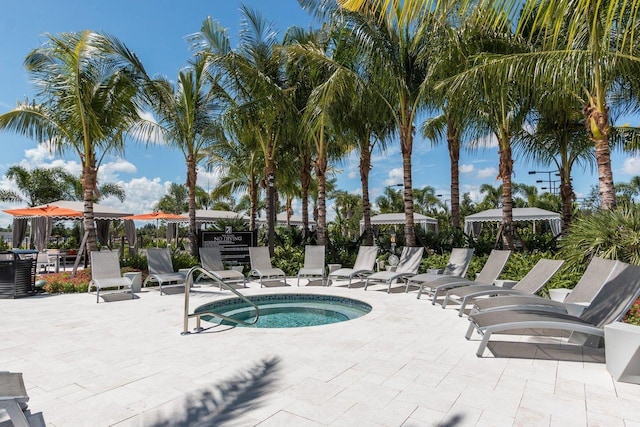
[471,257,621,316]
[249,247,287,287]
[466,262,640,357]
[363,246,424,293]
[198,247,246,289]
[88,251,134,303]
[297,245,325,286]
[443,258,565,316]
[327,245,379,288]
[407,249,511,303]
[143,248,187,295]
[0,372,30,427]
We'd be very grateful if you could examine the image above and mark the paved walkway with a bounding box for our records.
[1,279,639,426]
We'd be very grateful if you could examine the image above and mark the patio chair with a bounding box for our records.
[363,246,424,293]
[297,245,326,286]
[88,251,134,303]
[143,248,187,295]
[466,262,640,357]
[407,249,511,303]
[198,247,246,290]
[404,247,476,298]
[36,251,55,274]
[0,372,30,427]
[471,257,621,316]
[249,247,287,287]
[327,245,379,288]
[443,258,565,316]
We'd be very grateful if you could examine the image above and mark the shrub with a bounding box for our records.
[42,270,93,294]
[558,204,640,269]
[624,299,640,325]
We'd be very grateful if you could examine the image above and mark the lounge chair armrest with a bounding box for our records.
[565,302,588,317]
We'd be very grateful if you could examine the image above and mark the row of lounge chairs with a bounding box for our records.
[87,245,640,366]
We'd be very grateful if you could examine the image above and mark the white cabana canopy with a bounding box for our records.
[464,207,562,238]
[257,213,316,227]
[359,212,438,233]
[183,209,250,223]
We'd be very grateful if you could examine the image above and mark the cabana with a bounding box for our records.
[359,213,438,234]
[4,200,133,251]
[463,207,562,239]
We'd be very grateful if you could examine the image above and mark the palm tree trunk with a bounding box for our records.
[584,103,616,209]
[83,164,98,253]
[359,140,374,245]
[315,153,328,246]
[265,142,277,256]
[300,152,312,241]
[186,154,198,257]
[249,174,258,231]
[498,137,514,250]
[447,120,461,229]
[400,120,416,247]
[560,170,573,236]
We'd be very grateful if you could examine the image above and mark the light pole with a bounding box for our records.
[529,170,560,195]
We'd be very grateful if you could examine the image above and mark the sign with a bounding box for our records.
[199,231,256,265]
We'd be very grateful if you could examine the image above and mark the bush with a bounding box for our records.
[42,270,93,293]
[558,204,640,270]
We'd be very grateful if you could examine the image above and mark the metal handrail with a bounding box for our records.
[181,266,259,335]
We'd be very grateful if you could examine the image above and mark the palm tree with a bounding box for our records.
[139,54,227,257]
[0,31,148,252]
[515,94,595,234]
[155,183,189,214]
[0,166,76,206]
[337,7,438,246]
[192,6,294,254]
[206,118,264,231]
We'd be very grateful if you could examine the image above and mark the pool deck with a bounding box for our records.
[1,279,639,426]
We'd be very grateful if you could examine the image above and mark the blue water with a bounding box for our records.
[196,294,372,328]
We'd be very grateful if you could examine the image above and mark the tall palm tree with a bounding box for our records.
[0,31,148,252]
[338,7,437,246]
[206,117,264,231]
[192,6,294,254]
[139,54,227,257]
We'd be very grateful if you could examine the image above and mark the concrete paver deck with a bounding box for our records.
[1,279,639,426]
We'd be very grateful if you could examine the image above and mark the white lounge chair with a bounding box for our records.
[443,258,565,316]
[407,249,511,303]
[0,372,30,427]
[88,251,134,303]
[198,247,246,289]
[297,245,326,286]
[404,247,475,297]
[471,256,621,316]
[327,245,379,288]
[466,262,640,357]
[364,246,424,293]
[36,251,55,274]
[144,248,187,295]
[249,247,287,287]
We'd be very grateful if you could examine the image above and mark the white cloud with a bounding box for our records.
[100,176,167,215]
[471,134,499,149]
[477,167,497,179]
[383,168,404,186]
[621,157,640,175]
[460,164,475,173]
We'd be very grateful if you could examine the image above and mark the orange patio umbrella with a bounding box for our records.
[3,205,83,218]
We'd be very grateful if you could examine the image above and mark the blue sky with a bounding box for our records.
[1,0,639,228]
